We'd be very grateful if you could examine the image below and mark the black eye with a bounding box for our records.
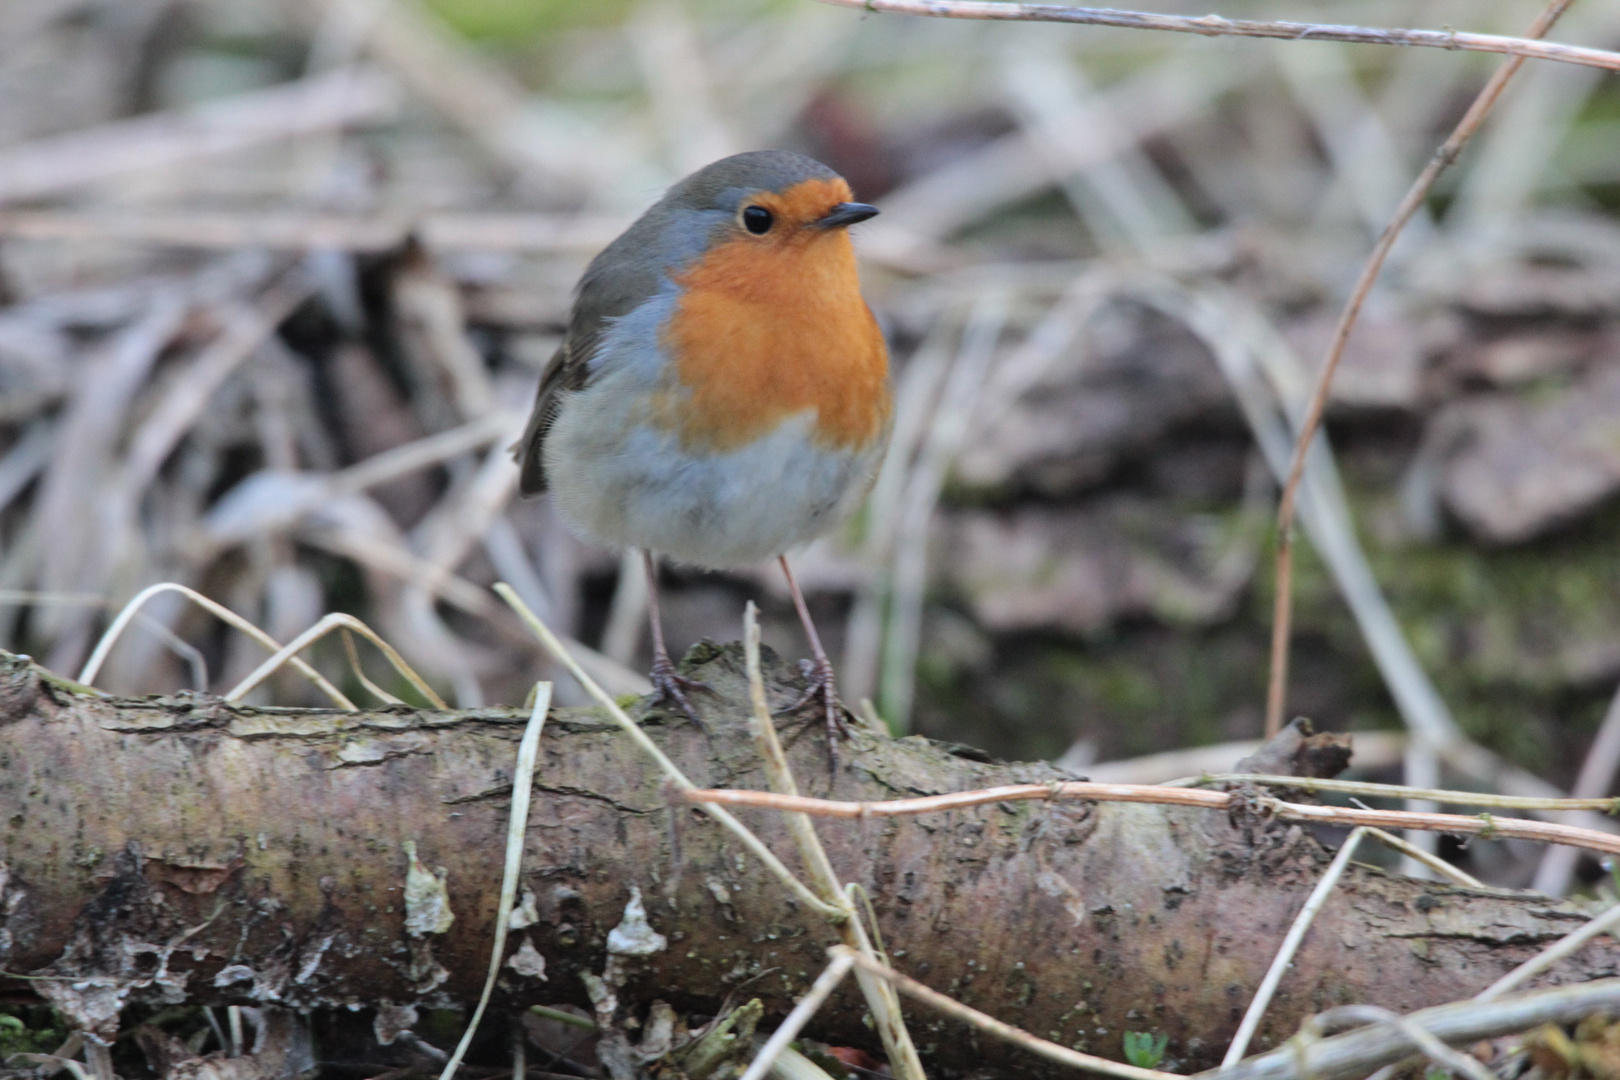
[742,206,773,234]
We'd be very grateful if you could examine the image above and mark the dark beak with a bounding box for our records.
[815,202,880,229]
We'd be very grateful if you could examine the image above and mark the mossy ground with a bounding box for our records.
[915,432,1620,785]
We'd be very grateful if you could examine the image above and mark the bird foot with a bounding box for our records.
[647,651,713,730]
[778,656,851,769]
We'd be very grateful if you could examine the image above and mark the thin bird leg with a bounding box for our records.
[643,549,712,727]
[778,555,851,761]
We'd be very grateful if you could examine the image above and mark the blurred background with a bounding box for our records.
[2,0,1619,889]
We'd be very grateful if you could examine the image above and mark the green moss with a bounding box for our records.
[0,1006,64,1057]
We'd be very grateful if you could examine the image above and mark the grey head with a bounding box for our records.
[514,151,877,496]
[587,150,852,295]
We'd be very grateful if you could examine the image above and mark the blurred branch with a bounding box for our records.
[0,66,401,204]
[1264,0,1576,736]
[0,210,629,253]
[813,0,1620,74]
[300,0,626,195]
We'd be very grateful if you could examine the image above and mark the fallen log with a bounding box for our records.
[0,645,1614,1074]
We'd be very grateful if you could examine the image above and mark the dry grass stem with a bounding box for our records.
[340,628,404,705]
[1263,0,1576,735]
[742,603,927,1080]
[737,952,856,1080]
[438,682,551,1080]
[1535,679,1620,895]
[1300,1004,1495,1080]
[682,781,1620,856]
[1223,828,1369,1065]
[3,591,208,691]
[881,293,1008,729]
[837,947,1177,1080]
[79,582,353,708]
[813,0,1620,75]
[1204,978,1620,1080]
[1361,827,1483,888]
[1127,277,1464,764]
[493,583,844,919]
[223,611,446,708]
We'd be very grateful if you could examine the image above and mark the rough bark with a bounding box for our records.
[0,646,1615,1074]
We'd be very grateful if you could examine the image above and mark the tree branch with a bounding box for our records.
[2,646,1617,1072]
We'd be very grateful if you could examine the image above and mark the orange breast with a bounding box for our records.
[658,190,890,454]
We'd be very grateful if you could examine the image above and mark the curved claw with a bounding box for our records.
[647,652,713,730]
[775,656,850,770]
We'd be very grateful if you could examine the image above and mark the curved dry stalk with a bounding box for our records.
[222,611,445,708]
[493,583,845,920]
[341,628,404,705]
[79,582,354,709]
[438,683,550,1080]
[681,781,1620,857]
[1362,827,1483,888]
[5,590,208,691]
[837,947,1177,1080]
[812,0,1620,74]
[1263,0,1577,735]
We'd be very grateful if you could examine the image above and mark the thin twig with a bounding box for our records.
[738,952,856,1080]
[1477,899,1620,1001]
[493,583,844,919]
[1224,829,1369,1065]
[681,781,1620,856]
[837,947,1177,1080]
[439,683,551,1080]
[812,1,1620,75]
[223,611,446,708]
[1179,773,1620,813]
[79,582,354,708]
[1263,0,1577,735]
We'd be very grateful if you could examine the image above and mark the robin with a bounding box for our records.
[514,150,890,751]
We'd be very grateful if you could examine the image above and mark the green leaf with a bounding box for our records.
[1123,1030,1168,1068]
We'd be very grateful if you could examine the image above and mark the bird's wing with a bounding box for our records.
[512,238,665,496]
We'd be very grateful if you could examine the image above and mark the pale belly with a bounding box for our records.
[544,389,885,568]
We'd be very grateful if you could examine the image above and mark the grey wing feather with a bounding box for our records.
[513,341,583,495]
[512,227,669,496]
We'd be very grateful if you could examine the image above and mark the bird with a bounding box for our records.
[514,150,891,754]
